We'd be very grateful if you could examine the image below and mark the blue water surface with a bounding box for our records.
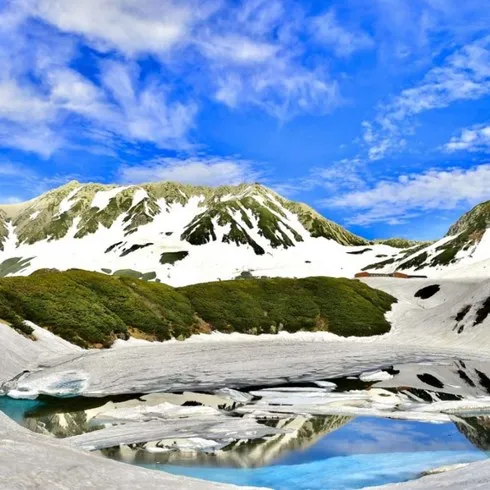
[142,417,487,490]
[0,397,487,490]
[156,450,485,490]
[0,396,43,424]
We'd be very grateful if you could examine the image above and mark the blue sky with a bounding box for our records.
[1,0,490,240]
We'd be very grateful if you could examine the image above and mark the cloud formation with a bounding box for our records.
[0,0,353,156]
[323,165,490,225]
[0,2,198,157]
[118,156,263,186]
[30,0,215,55]
[312,9,374,58]
[445,124,490,152]
[362,36,490,161]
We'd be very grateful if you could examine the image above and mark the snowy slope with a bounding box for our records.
[2,180,489,283]
[362,277,490,350]
[0,181,399,286]
[0,320,79,384]
[364,200,490,278]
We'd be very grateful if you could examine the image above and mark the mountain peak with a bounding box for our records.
[447,200,490,237]
[0,179,367,261]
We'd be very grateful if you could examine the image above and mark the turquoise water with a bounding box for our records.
[157,450,485,489]
[0,396,44,424]
[0,397,488,490]
[140,417,488,489]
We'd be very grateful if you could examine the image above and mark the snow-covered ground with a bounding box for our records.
[0,210,398,286]
[0,412,264,490]
[3,339,487,401]
[0,321,79,384]
[363,277,490,349]
[371,458,490,489]
[2,275,490,488]
[3,276,490,398]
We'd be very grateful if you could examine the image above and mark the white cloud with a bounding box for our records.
[213,64,340,120]
[0,4,197,158]
[0,162,35,178]
[0,123,64,157]
[4,0,488,163]
[0,61,196,156]
[215,74,243,107]
[312,157,367,192]
[362,36,490,160]
[30,0,216,56]
[118,156,263,186]
[323,164,490,225]
[312,9,374,58]
[252,66,340,120]
[271,156,367,199]
[0,0,347,158]
[0,80,53,123]
[197,0,341,120]
[199,35,279,64]
[391,39,490,117]
[99,61,197,149]
[445,124,490,152]
[26,0,342,120]
[365,0,490,64]
[48,69,110,119]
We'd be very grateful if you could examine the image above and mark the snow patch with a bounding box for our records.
[91,187,129,210]
[58,187,80,215]
[131,188,148,208]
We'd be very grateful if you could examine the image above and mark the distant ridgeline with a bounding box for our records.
[0,180,366,252]
[0,269,395,348]
[1,179,486,282]
[0,180,380,285]
[363,200,490,274]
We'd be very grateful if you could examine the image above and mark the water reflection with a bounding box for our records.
[1,393,487,490]
[157,450,485,490]
[137,417,487,490]
[454,416,490,451]
[0,394,133,437]
[102,415,351,468]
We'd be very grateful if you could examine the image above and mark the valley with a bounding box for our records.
[1,182,490,489]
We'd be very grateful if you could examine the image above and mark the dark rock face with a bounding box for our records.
[414,284,440,299]
[417,373,445,389]
[455,416,490,451]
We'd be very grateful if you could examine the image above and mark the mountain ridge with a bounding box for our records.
[1,180,489,282]
[0,180,384,285]
[363,200,490,275]
[0,180,366,249]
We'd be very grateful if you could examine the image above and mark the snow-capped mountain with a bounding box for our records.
[364,200,490,278]
[2,181,490,284]
[0,181,398,286]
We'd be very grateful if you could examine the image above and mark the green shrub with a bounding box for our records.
[181,276,395,337]
[398,252,429,270]
[112,269,143,279]
[362,257,395,271]
[160,251,189,265]
[0,271,396,347]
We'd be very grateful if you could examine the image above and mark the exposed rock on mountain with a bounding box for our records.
[363,200,490,276]
[0,181,386,285]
